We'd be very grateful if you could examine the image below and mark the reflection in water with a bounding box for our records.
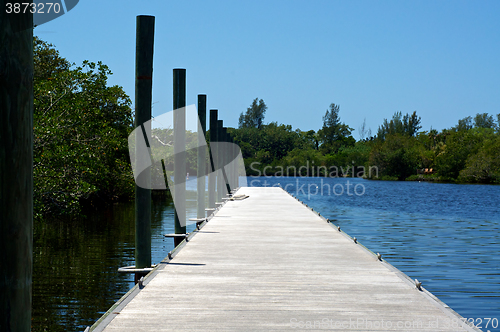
[251,177,500,331]
[33,203,135,331]
[32,194,199,332]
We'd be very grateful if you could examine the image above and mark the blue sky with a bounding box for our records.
[35,0,500,138]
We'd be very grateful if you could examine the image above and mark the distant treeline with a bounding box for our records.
[34,37,500,218]
[232,101,500,185]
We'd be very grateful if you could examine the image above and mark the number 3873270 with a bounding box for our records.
[6,2,61,14]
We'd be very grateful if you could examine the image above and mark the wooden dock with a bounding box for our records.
[91,187,480,331]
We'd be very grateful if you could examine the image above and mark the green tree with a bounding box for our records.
[377,111,421,140]
[297,129,318,150]
[280,148,325,176]
[34,37,70,79]
[231,122,308,174]
[318,103,354,154]
[238,98,267,129]
[473,112,495,129]
[34,37,134,217]
[414,130,442,168]
[327,141,372,171]
[435,128,496,179]
[369,134,423,180]
[403,111,422,136]
[458,136,500,183]
[454,116,473,131]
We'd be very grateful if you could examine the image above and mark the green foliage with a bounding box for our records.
[369,134,423,180]
[231,122,313,175]
[325,141,372,170]
[378,175,399,181]
[238,98,267,129]
[278,149,325,176]
[473,113,496,129]
[454,116,473,131]
[458,135,500,184]
[318,103,354,154]
[231,99,498,184]
[294,129,318,150]
[376,111,422,140]
[435,128,496,179]
[405,174,436,181]
[34,37,134,217]
[452,113,498,132]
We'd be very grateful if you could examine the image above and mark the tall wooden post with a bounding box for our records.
[227,131,234,192]
[197,95,207,219]
[224,131,230,195]
[222,127,231,195]
[216,120,224,202]
[0,7,34,331]
[173,69,186,246]
[231,133,237,189]
[234,134,239,188]
[134,15,155,279]
[208,110,218,210]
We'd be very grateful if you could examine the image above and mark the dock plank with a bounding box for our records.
[93,187,480,331]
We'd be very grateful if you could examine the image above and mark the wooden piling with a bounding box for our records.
[231,133,238,188]
[173,68,186,246]
[228,131,236,191]
[134,15,155,278]
[227,132,235,189]
[224,131,231,194]
[197,95,207,219]
[208,110,218,211]
[222,127,231,195]
[231,132,236,189]
[216,120,224,202]
[0,8,34,331]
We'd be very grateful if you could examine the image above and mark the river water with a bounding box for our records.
[33,177,500,332]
